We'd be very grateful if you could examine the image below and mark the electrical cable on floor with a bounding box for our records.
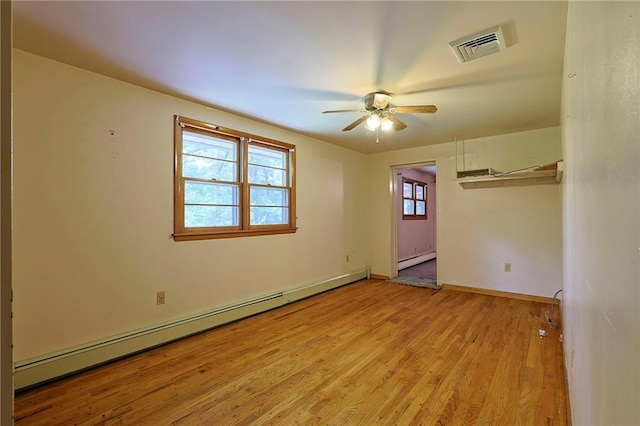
[545,289,563,329]
[530,289,563,338]
[529,309,549,337]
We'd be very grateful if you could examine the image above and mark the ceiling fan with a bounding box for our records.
[323,91,437,134]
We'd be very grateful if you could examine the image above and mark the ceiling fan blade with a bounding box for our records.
[323,109,367,114]
[342,115,368,131]
[392,105,438,114]
[387,115,407,131]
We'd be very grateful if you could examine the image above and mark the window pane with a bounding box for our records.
[403,200,415,215]
[415,185,424,200]
[416,201,426,215]
[248,164,286,186]
[185,205,239,227]
[250,186,288,206]
[183,155,237,181]
[185,181,238,205]
[248,145,286,185]
[403,182,413,198]
[183,131,237,161]
[249,145,285,168]
[250,207,288,225]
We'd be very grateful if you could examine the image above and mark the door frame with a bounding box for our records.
[0,1,13,423]
[389,160,437,279]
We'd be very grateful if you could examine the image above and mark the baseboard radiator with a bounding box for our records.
[398,252,436,271]
[14,268,369,390]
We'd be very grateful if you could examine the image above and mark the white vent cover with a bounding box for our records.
[449,26,506,63]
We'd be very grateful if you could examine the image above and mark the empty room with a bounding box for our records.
[1,1,638,425]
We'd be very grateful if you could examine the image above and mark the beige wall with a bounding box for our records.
[12,50,369,361]
[368,127,563,297]
[562,1,640,424]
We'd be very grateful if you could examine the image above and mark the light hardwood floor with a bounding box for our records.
[14,279,568,425]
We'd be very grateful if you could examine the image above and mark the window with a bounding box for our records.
[174,116,296,241]
[402,178,428,220]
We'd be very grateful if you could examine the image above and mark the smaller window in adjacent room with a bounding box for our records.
[174,116,297,241]
[402,178,428,220]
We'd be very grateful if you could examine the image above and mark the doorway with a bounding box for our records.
[398,258,437,280]
[391,162,437,282]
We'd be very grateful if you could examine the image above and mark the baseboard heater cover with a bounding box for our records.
[398,252,436,270]
[14,268,369,390]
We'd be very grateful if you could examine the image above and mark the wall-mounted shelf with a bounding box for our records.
[457,161,563,189]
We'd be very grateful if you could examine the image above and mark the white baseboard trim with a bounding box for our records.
[398,252,436,270]
[14,268,369,390]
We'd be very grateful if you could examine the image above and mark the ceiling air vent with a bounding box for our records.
[449,25,506,63]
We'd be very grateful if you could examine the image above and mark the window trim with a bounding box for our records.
[174,115,297,241]
[402,177,428,221]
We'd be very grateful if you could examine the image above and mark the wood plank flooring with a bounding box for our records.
[14,279,568,425]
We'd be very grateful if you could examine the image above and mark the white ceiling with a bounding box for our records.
[12,1,568,154]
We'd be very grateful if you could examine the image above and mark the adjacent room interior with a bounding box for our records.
[1,1,638,425]
[394,164,438,285]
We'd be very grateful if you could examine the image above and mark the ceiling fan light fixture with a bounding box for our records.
[365,113,381,131]
[323,91,436,134]
[380,116,394,131]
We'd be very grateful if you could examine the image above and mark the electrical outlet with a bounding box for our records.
[346,255,350,263]
[504,263,511,272]
[157,291,166,305]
